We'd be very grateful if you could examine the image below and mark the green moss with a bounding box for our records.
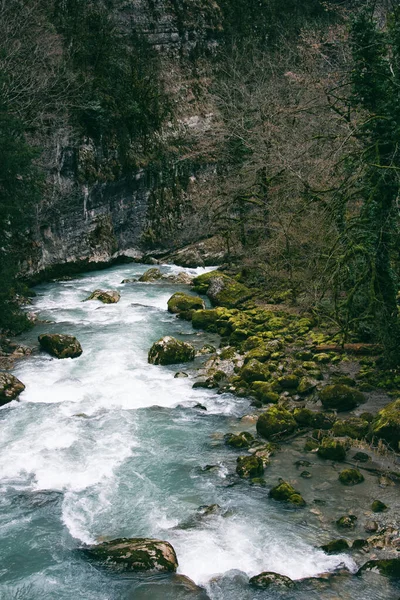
[167,292,205,316]
[370,399,400,450]
[224,431,254,449]
[269,480,305,506]
[191,307,232,332]
[220,346,236,360]
[358,559,400,577]
[332,417,369,439]
[317,438,347,461]
[314,353,331,363]
[304,438,319,451]
[256,406,296,439]
[251,381,280,404]
[336,515,357,529]
[319,384,366,412]
[298,377,316,395]
[148,336,195,365]
[243,346,272,363]
[139,268,162,282]
[277,374,299,390]
[236,455,264,478]
[293,408,315,427]
[338,468,364,486]
[240,359,270,383]
[192,271,253,308]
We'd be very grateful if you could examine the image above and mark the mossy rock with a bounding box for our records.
[240,359,270,383]
[38,333,83,359]
[256,406,296,439]
[293,408,315,427]
[269,480,306,506]
[317,439,347,462]
[277,374,299,390]
[249,572,294,589]
[319,384,365,412]
[251,382,280,404]
[167,292,205,317]
[84,289,120,303]
[302,361,318,370]
[353,451,369,462]
[224,431,254,449]
[332,417,370,439]
[139,268,162,282]
[192,271,253,308]
[0,373,25,406]
[82,538,178,572]
[236,455,264,478]
[304,438,319,451]
[298,377,317,395]
[191,307,232,333]
[336,515,357,530]
[371,500,388,513]
[370,399,400,450]
[148,336,195,366]
[338,468,364,486]
[220,347,236,360]
[321,539,350,554]
[242,336,263,351]
[358,558,400,578]
[312,412,337,430]
[314,353,331,364]
[243,346,272,364]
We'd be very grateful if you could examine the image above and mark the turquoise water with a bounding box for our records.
[0,263,399,599]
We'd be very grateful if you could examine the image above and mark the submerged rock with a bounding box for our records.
[139,268,162,282]
[370,399,400,450]
[38,333,83,359]
[249,571,294,589]
[0,372,25,405]
[167,292,205,317]
[357,558,400,578]
[84,289,120,304]
[321,539,350,554]
[269,479,306,506]
[371,500,388,513]
[148,336,195,365]
[82,538,178,573]
[256,406,296,439]
[319,384,365,412]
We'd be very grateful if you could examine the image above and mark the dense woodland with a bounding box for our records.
[0,0,399,365]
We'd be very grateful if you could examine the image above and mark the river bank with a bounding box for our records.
[0,263,399,600]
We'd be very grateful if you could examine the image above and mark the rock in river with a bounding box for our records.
[84,289,120,303]
[0,372,25,406]
[319,384,365,412]
[82,538,178,573]
[148,336,195,365]
[38,334,83,359]
[249,571,294,589]
[167,292,205,317]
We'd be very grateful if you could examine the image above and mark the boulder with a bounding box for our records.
[370,399,400,450]
[251,381,279,404]
[269,479,306,506]
[317,439,347,462]
[0,372,25,406]
[332,417,370,439]
[338,468,364,486]
[240,359,270,383]
[224,431,254,449]
[163,272,194,285]
[336,515,357,530]
[192,271,252,308]
[236,455,264,479]
[357,558,400,578]
[167,292,205,317]
[249,572,294,589]
[82,538,178,573]
[191,307,232,333]
[321,539,350,554]
[277,374,299,390]
[139,268,162,282]
[256,406,296,439]
[84,289,120,304]
[319,384,365,412]
[38,334,83,359]
[371,500,387,513]
[148,336,195,365]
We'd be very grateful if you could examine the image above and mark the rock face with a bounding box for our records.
[0,372,25,406]
[148,336,195,365]
[192,271,253,308]
[167,292,205,317]
[249,572,294,589]
[319,384,365,411]
[84,289,120,303]
[82,538,178,573]
[38,334,83,359]
[370,399,400,449]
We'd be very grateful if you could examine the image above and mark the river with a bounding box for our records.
[0,263,399,599]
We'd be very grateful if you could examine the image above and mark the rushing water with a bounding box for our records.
[0,263,399,600]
